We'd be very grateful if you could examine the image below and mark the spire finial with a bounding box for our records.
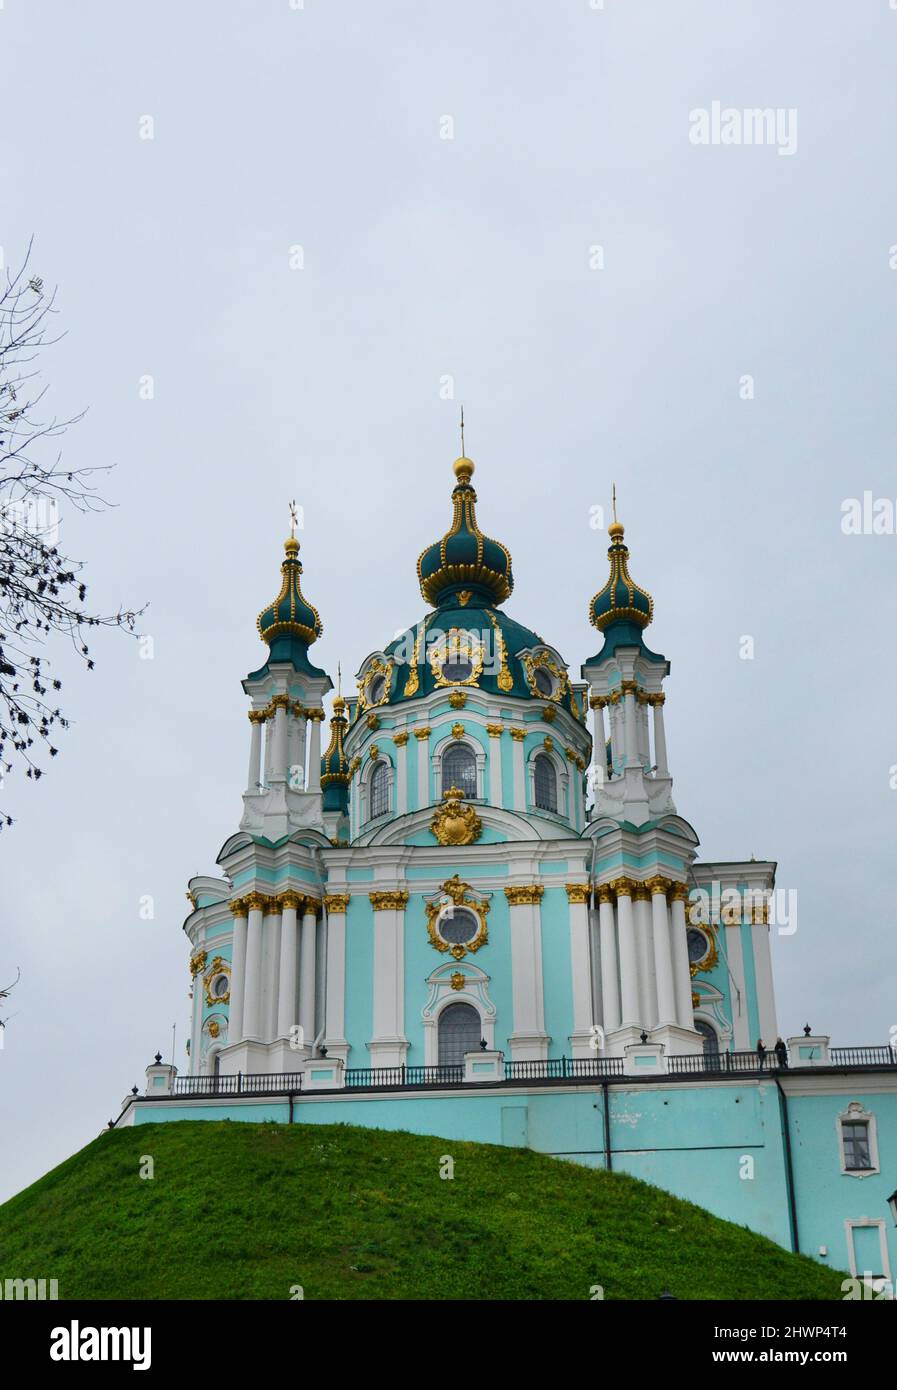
[612,483,617,525]
[337,661,342,698]
[460,405,465,458]
[289,499,298,540]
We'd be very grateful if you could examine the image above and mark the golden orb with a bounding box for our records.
[607,521,625,541]
[452,455,475,483]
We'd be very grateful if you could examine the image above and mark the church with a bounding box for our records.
[120,449,897,1289]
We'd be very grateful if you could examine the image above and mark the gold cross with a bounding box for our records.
[289,499,298,538]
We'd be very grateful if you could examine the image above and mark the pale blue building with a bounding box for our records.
[120,451,897,1288]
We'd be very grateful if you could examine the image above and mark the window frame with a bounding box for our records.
[837,1103,880,1178]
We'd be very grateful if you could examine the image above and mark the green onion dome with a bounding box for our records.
[589,521,653,633]
[416,456,513,608]
[321,696,350,813]
[256,536,323,660]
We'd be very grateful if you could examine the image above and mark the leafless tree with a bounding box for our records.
[0,241,143,824]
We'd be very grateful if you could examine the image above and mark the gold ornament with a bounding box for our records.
[485,723,504,738]
[542,706,557,723]
[509,727,526,741]
[505,885,544,906]
[324,893,350,913]
[366,712,380,731]
[425,877,489,959]
[486,611,514,692]
[448,690,467,709]
[393,731,409,747]
[564,883,590,904]
[369,890,410,911]
[413,726,432,741]
[429,628,485,688]
[451,722,466,739]
[429,787,482,847]
[189,950,207,977]
[450,971,466,990]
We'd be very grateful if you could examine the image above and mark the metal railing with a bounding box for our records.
[668,1050,788,1075]
[343,1064,464,1089]
[166,1044,897,1099]
[830,1046,897,1068]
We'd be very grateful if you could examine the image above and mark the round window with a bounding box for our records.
[533,666,554,697]
[211,974,229,998]
[686,928,709,965]
[441,655,473,682]
[368,674,386,704]
[439,906,479,946]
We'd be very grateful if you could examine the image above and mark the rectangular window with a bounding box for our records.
[842,1120,872,1171]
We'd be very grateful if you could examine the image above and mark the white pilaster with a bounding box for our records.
[669,888,694,1029]
[649,878,677,1026]
[271,701,288,781]
[246,716,263,793]
[633,890,658,1028]
[614,882,640,1027]
[228,904,248,1044]
[415,728,429,808]
[242,895,265,1040]
[299,901,318,1053]
[652,697,669,776]
[511,731,526,811]
[506,886,550,1060]
[368,891,409,1066]
[488,729,502,806]
[597,890,621,1031]
[323,894,349,1061]
[566,887,594,1056]
[395,735,408,815]
[307,711,323,792]
[276,892,300,1040]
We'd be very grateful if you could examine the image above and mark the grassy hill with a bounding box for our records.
[0,1120,846,1300]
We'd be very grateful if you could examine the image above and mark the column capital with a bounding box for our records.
[668,881,689,902]
[393,731,409,747]
[229,897,249,917]
[324,892,351,914]
[485,723,504,738]
[248,709,266,724]
[244,891,268,913]
[596,884,615,905]
[302,896,323,918]
[413,726,432,741]
[270,693,291,711]
[631,883,652,902]
[620,679,639,697]
[509,727,526,742]
[505,885,544,906]
[564,883,591,905]
[646,875,672,897]
[369,890,409,911]
[306,707,326,721]
[590,694,608,709]
[609,876,636,899]
[279,890,304,912]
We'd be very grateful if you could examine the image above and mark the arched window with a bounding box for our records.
[369,760,389,820]
[442,743,477,799]
[438,1002,481,1068]
[695,1019,720,1070]
[533,753,557,813]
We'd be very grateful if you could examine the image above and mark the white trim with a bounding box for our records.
[837,1101,880,1177]
[527,745,569,821]
[845,1218,891,1281]
[421,962,496,1065]
[359,754,394,827]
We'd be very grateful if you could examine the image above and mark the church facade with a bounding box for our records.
[119,452,897,1289]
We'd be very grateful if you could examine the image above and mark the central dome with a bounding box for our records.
[416,456,513,608]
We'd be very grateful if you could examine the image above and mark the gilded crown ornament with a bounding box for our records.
[429,786,483,847]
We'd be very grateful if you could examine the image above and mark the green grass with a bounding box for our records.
[0,1120,846,1300]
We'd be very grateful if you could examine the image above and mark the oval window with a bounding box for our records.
[439,906,479,946]
[533,666,554,697]
[368,673,386,704]
[687,928,709,965]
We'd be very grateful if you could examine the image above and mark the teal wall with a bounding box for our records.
[540,889,574,1059]
[343,896,374,1063]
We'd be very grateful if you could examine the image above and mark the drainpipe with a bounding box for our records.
[602,1080,613,1172]
[774,1075,799,1254]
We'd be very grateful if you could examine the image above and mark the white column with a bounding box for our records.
[633,890,658,1028]
[191,954,204,1067]
[488,727,502,805]
[609,696,622,768]
[510,730,526,810]
[591,698,606,788]
[242,895,265,1040]
[598,890,621,1031]
[246,715,263,793]
[652,696,669,776]
[307,711,323,792]
[723,911,749,1048]
[299,901,318,1052]
[415,728,429,807]
[649,878,677,1026]
[228,904,248,1044]
[276,892,300,1039]
[368,891,409,1065]
[567,886,594,1056]
[323,894,349,1058]
[264,902,281,1041]
[614,882,640,1026]
[394,734,408,814]
[669,887,694,1029]
[271,700,288,781]
[622,686,639,768]
[506,886,549,1060]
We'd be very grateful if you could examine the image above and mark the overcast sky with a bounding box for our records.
[2,0,895,1203]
